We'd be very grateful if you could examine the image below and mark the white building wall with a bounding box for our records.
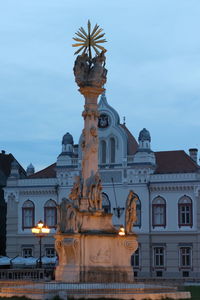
[4,94,200,278]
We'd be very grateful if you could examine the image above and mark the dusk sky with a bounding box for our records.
[1,0,200,171]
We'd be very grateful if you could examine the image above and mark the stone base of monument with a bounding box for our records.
[56,265,134,283]
[0,282,191,299]
[55,235,137,281]
[55,211,138,283]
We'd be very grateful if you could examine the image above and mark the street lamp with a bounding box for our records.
[118,225,125,236]
[31,220,50,268]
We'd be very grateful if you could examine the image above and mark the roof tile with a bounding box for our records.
[28,163,56,179]
[120,124,138,155]
[155,150,199,174]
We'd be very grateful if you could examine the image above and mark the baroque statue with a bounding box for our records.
[71,20,107,212]
[57,198,80,233]
[54,21,139,284]
[86,172,102,210]
[72,20,107,88]
[125,190,138,234]
[68,175,83,207]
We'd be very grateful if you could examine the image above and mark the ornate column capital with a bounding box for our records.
[79,86,105,101]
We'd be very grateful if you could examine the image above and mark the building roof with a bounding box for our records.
[138,128,151,142]
[28,163,56,179]
[120,124,138,155]
[27,150,199,179]
[62,132,74,145]
[0,152,26,184]
[155,150,199,174]
[0,153,13,178]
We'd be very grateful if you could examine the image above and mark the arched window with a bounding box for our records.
[44,199,57,228]
[100,140,106,164]
[22,200,35,229]
[110,137,115,163]
[178,196,193,227]
[152,197,166,227]
[102,193,111,213]
[134,198,141,227]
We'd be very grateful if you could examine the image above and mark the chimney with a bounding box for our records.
[1,150,6,154]
[189,148,198,163]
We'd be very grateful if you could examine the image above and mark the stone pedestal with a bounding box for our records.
[55,221,138,282]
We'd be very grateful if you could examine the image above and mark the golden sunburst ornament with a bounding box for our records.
[72,20,107,59]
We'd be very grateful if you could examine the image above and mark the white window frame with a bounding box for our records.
[178,196,193,227]
[22,200,35,229]
[22,247,33,258]
[44,199,57,228]
[179,246,192,269]
[152,197,166,228]
[153,246,165,269]
[45,247,55,258]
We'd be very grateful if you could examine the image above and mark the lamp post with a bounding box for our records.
[31,220,50,268]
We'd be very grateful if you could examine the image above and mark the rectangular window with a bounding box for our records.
[131,248,140,268]
[44,207,57,227]
[153,247,165,268]
[152,205,166,227]
[45,247,55,257]
[100,140,106,164]
[181,206,190,224]
[22,208,34,229]
[110,138,115,163]
[179,204,192,227]
[180,247,192,268]
[22,248,33,258]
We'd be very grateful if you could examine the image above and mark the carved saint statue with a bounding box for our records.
[87,51,107,88]
[73,51,107,88]
[68,175,82,207]
[125,190,138,234]
[86,172,102,210]
[73,53,90,87]
[73,21,107,88]
[57,198,80,233]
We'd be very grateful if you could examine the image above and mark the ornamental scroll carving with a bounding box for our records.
[55,238,79,265]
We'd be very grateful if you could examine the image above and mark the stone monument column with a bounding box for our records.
[55,21,138,283]
[72,30,107,211]
[79,86,104,210]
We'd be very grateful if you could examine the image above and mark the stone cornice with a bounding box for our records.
[150,184,194,192]
[19,189,57,196]
[150,173,199,183]
[18,178,57,187]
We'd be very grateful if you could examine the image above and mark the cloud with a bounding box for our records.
[1,0,200,168]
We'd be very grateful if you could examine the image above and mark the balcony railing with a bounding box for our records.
[0,268,54,281]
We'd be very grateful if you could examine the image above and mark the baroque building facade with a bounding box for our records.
[4,93,200,278]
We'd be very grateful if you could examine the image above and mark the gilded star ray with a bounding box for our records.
[72,20,107,59]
